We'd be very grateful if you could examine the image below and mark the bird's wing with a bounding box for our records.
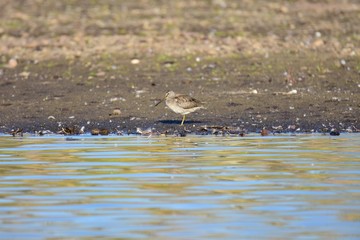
[175,94,203,109]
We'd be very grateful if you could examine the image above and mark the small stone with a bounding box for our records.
[312,39,324,48]
[288,125,296,130]
[7,58,17,68]
[135,89,146,98]
[58,127,77,135]
[48,115,56,120]
[315,31,322,38]
[96,71,106,77]
[109,108,121,117]
[131,59,140,64]
[99,129,110,135]
[91,128,100,135]
[272,125,283,130]
[19,71,30,79]
[279,6,288,13]
[112,108,121,115]
[287,89,297,95]
[74,51,82,58]
[261,129,269,136]
[136,127,152,136]
[330,129,340,136]
[10,128,23,137]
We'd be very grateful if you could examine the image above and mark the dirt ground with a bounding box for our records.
[0,0,359,135]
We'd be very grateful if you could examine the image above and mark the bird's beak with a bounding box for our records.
[154,97,165,107]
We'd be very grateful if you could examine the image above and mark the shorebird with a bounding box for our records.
[155,91,205,125]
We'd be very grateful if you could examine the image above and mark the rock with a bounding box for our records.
[131,59,140,64]
[330,129,340,136]
[96,71,106,77]
[136,127,152,136]
[272,125,283,130]
[91,128,109,135]
[315,31,322,38]
[7,58,17,68]
[99,129,110,135]
[10,128,23,137]
[91,128,100,135]
[287,89,297,95]
[19,71,30,79]
[312,39,324,48]
[261,129,269,136]
[58,127,78,135]
[110,108,121,116]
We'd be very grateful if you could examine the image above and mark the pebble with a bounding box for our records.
[261,129,269,136]
[287,89,297,95]
[7,58,18,68]
[10,128,23,137]
[112,108,121,115]
[91,128,110,135]
[96,71,106,77]
[19,71,30,79]
[312,39,324,48]
[330,129,340,136]
[315,31,322,38]
[136,127,152,136]
[131,59,140,64]
[272,125,283,130]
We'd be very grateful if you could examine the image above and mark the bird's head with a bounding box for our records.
[155,91,174,107]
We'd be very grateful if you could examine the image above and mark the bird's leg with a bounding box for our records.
[180,115,186,125]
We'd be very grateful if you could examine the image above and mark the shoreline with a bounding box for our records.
[3,118,356,137]
[1,1,359,135]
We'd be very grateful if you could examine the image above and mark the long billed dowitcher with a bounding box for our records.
[155,91,205,125]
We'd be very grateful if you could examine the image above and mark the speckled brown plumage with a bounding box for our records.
[155,91,205,125]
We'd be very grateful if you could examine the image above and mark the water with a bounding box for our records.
[0,134,359,239]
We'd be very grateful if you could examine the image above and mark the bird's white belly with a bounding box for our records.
[166,103,190,115]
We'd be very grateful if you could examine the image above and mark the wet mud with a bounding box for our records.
[1,0,359,135]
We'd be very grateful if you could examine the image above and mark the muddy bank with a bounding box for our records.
[0,0,359,135]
